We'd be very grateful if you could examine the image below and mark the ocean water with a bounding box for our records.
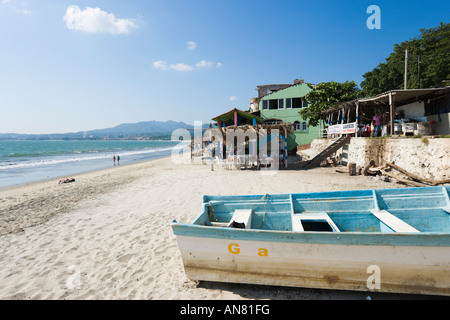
[0,140,180,189]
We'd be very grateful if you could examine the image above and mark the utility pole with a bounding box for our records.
[417,55,421,89]
[404,49,409,89]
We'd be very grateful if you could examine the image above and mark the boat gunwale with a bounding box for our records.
[174,186,450,247]
[203,185,449,201]
[170,221,450,247]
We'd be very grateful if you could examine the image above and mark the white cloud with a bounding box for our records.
[196,60,213,68]
[229,96,237,101]
[153,60,169,71]
[1,0,32,15]
[153,60,193,72]
[196,60,223,69]
[63,5,137,34]
[170,63,194,72]
[153,59,222,72]
[186,41,197,50]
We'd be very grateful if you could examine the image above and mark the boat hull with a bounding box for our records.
[172,228,450,296]
[171,186,450,296]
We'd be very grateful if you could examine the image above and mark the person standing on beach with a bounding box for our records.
[113,155,116,166]
[371,111,382,137]
[117,155,120,165]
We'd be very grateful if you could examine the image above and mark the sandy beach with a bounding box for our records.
[0,155,435,300]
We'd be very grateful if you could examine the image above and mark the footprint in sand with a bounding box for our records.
[117,253,133,264]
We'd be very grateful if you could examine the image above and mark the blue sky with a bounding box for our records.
[0,0,448,134]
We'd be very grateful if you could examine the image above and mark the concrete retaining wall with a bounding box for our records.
[310,137,450,181]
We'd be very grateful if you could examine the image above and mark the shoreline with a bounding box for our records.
[0,147,174,190]
[0,155,172,193]
[0,156,434,300]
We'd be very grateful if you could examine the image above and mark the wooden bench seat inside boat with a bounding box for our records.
[292,213,340,232]
[227,209,253,229]
[370,210,420,233]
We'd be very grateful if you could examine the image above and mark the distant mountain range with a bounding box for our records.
[0,120,209,140]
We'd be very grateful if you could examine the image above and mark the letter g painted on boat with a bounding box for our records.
[228,243,240,254]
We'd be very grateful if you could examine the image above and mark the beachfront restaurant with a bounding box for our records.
[321,87,450,138]
[209,108,293,169]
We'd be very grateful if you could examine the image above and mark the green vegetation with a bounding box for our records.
[361,22,450,96]
[298,23,449,126]
[299,81,360,126]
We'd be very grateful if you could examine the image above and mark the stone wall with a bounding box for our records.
[309,137,450,181]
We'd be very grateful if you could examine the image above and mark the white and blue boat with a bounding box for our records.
[171,186,450,296]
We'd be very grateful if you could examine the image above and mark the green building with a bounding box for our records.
[258,81,321,151]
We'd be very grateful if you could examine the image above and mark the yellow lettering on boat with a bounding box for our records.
[258,248,268,257]
[228,243,240,254]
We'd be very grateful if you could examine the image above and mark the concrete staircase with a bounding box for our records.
[301,135,351,170]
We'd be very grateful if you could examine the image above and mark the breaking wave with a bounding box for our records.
[0,146,174,170]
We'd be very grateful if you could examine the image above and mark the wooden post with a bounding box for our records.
[348,162,356,176]
[355,102,359,123]
[234,110,238,126]
[404,49,409,90]
[389,92,394,136]
[417,55,421,89]
[319,117,322,138]
[210,129,213,171]
[355,102,359,137]
[284,127,288,168]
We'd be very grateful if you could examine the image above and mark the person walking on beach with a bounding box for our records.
[117,155,120,165]
[113,155,116,166]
